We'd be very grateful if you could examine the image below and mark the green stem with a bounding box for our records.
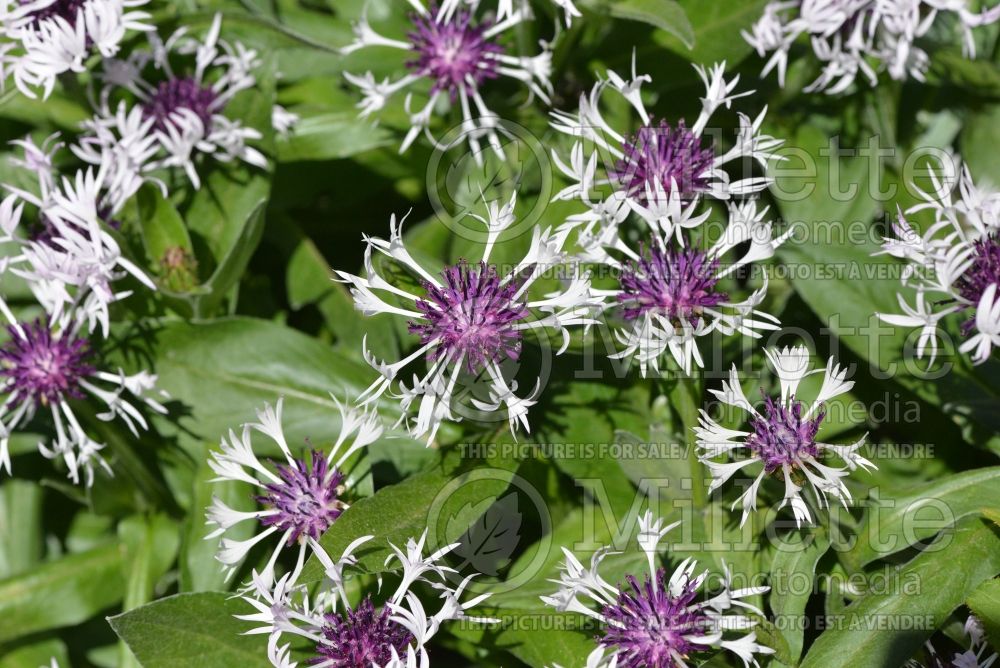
[670,373,706,508]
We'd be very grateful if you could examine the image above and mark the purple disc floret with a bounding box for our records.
[316,595,414,667]
[256,450,344,543]
[955,235,1000,334]
[747,395,823,473]
[141,77,219,132]
[0,320,93,408]
[410,260,529,373]
[22,0,87,25]
[617,246,727,328]
[600,569,712,668]
[407,6,504,99]
[612,119,716,201]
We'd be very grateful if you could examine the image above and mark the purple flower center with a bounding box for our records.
[747,395,823,474]
[256,450,344,543]
[0,320,93,407]
[617,246,727,328]
[141,77,219,133]
[407,7,504,99]
[612,119,715,202]
[316,596,414,667]
[600,569,712,668]
[409,260,529,373]
[955,235,1000,334]
[32,206,121,246]
[22,0,87,25]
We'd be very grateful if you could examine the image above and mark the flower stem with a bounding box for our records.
[670,372,706,508]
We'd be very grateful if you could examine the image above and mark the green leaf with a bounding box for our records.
[109,592,270,668]
[926,50,1000,97]
[535,374,650,520]
[0,480,43,578]
[770,529,831,662]
[452,610,595,667]
[118,514,180,610]
[267,217,401,356]
[0,543,124,644]
[188,199,268,318]
[303,449,520,579]
[0,88,90,129]
[152,317,377,449]
[652,0,769,64]
[967,578,1000,650]
[609,0,695,48]
[843,467,1000,571]
[753,618,795,667]
[961,103,1000,179]
[117,514,181,668]
[136,185,195,266]
[179,444,255,593]
[799,517,1000,668]
[277,112,394,162]
[0,639,68,668]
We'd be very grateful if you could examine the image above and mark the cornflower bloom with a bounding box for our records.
[206,397,382,586]
[0,311,166,485]
[876,158,1000,364]
[0,0,152,98]
[696,345,875,527]
[335,195,600,442]
[744,0,1000,93]
[542,511,773,668]
[239,531,494,668]
[342,0,552,155]
[73,14,267,194]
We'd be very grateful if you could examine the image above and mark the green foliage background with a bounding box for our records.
[1,0,1000,666]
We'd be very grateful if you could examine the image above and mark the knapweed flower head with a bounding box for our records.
[0,312,166,486]
[239,531,495,668]
[206,397,383,586]
[0,157,155,337]
[876,157,1000,364]
[696,346,875,527]
[744,0,1000,94]
[550,58,783,229]
[342,0,552,155]
[0,0,153,99]
[542,511,773,668]
[588,199,791,376]
[73,13,267,195]
[335,195,600,442]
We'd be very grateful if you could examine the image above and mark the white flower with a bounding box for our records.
[206,397,382,587]
[587,198,790,376]
[0,0,153,99]
[239,530,494,668]
[550,57,780,219]
[697,346,876,527]
[745,0,1000,94]
[335,195,601,442]
[271,104,299,139]
[74,13,266,195]
[541,510,773,668]
[0,308,167,486]
[549,60,784,306]
[1,152,155,336]
[876,158,1000,365]
[342,0,553,156]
